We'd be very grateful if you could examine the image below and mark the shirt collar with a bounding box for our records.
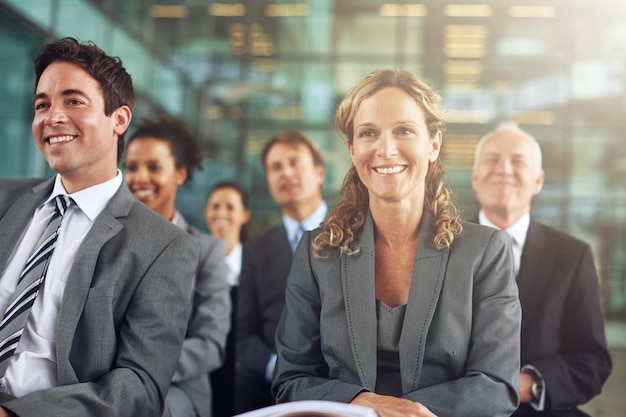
[283,201,328,242]
[479,210,530,247]
[47,171,123,221]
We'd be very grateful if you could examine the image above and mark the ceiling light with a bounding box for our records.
[379,4,428,17]
[509,6,557,18]
[209,3,247,17]
[265,4,310,17]
[444,4,492,17]
[150,5,188,18]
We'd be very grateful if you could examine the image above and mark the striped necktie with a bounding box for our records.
[0,195,71,376]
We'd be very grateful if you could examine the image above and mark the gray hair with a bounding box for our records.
[473,121,543,171]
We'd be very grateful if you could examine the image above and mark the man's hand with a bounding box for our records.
[351,392,437,417]
[518,371,534,403]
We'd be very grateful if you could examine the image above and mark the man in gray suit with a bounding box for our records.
[0,37,197,417]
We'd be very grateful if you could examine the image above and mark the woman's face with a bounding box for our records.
[205,187,250,243]
[348,86,441,205]
[124,137,186,220]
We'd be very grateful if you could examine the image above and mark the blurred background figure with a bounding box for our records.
[236,130,327,413]
[124,116,231,417]
[471,122,612,417]
[205,180,251,417]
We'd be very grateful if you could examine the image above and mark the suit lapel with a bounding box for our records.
[517,220,553,333]
[342,214,377,391]
[400,212,447,393]
[56,182,132,379]
[0,179,53,270]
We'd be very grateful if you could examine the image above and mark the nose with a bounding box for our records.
[495,158,514,175]
[376,131,398,158]
[44,102,68,126]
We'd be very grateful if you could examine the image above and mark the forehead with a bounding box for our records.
[481,131,535,157]
[126,137,173,158]
[355,87,424,121]
[36,61,101,95]
[266,142,312,163]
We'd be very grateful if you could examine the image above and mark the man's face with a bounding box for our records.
[32,61,131,192]
[264,142,324,211]
[472,130,545,220]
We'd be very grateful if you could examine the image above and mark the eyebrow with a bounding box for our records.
[34,89,91,102]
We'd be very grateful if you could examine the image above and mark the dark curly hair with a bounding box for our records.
[127,116,203,184]
[34,37,135,162]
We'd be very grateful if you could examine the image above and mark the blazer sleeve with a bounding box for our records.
[1,230,198,417]
[172,233,231,382]
[529,243,612,410]
[403,229,521,417]
[273,232,366,403]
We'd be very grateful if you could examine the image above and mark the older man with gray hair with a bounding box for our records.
[471,122,612,416]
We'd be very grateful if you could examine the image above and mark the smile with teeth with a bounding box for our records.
[48,135,77,144]
[374,165,406,174]
[133,189,155,199]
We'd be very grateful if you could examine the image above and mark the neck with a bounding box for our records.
[482,209,527,230]
[370,198,424,248]
[282,197,322,222]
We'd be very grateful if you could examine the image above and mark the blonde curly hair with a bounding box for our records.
[313,69,462,259]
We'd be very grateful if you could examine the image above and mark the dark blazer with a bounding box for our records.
[473,217,612,416]
[163,215,231,417]
[515,220,611,416]
[236,224,292,411]
[0,178,197,417]
[273,213,522,417]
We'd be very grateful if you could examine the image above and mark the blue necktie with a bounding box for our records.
[291,224,305,254]
[0,195,71,376]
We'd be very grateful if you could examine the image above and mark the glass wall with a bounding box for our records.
[0,0,625,320]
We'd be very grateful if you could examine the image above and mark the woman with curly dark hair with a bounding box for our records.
[272,70,522,417]
[124,116,231,417]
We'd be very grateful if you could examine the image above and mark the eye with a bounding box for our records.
[35,102,49,111]
[395,127,415,136]
[124,163,137,172]
[148,163,161,172]
[68,98,83,106]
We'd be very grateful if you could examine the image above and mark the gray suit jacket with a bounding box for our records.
[164,215,231,417]
[0,178,197,417]
[273,213,522,417]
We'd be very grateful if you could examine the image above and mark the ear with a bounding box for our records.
[429,130,442,162]
[533,169,545,195]
[242,208,252,225]
[176,166,188,186]
[113,105,132,136]
[315,164,325,187]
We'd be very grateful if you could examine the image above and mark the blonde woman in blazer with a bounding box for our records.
[272,69,522,417]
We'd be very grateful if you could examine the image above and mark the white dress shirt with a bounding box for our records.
[478,211,529,278]
[225,243,243,287]
[0,172,122,397]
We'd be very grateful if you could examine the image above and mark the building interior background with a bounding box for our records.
[1,2,625,409]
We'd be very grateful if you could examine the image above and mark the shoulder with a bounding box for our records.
[458,221,508,245]
[0,177,48,197]
[123,201,197,253]
[188,223,226,256]
[246,224,286,248]
[531,220,587,245]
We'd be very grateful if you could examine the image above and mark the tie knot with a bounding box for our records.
[54,195,72,217]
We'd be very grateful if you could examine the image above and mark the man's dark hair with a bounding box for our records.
[34,37,135,162]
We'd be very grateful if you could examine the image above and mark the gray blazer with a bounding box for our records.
[273,213,522,417]
[0,178,197,417]
[164,215,231,417]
